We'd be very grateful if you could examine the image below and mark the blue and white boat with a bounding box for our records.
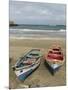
[12,49,42,80]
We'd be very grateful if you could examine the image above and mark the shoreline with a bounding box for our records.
[9,37,65,40]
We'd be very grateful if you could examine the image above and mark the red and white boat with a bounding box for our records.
[44,46,65,74]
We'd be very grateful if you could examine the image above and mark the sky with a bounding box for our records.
[9,0,66,25]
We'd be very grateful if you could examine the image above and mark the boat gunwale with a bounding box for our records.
[15,58,41,71]
[12,49,42,71]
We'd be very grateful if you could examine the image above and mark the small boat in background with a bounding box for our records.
[44,46,65,75]
[12,49,42,80]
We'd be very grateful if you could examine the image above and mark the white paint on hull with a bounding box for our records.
[50,64,61,69]
[15,58,40,77]
[46,59,64,70]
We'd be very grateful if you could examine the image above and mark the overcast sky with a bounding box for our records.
[9,0,66,25]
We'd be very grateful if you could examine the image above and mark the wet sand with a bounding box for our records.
[9,38,66,89]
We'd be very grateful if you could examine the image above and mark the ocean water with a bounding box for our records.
[9,25,66,39]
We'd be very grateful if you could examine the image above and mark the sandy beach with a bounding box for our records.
[9,38,66,89]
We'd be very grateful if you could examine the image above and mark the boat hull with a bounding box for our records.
[44,59,64,75]
[15,60,40,80]
[47,60,64,69]
[12,49,42,80]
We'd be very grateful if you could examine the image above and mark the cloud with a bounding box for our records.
[9,1,66,25]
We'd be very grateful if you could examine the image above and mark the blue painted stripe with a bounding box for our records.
[18,69,33,80]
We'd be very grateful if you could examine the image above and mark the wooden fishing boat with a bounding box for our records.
[12,49,42,80]
[44,46,65,75]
